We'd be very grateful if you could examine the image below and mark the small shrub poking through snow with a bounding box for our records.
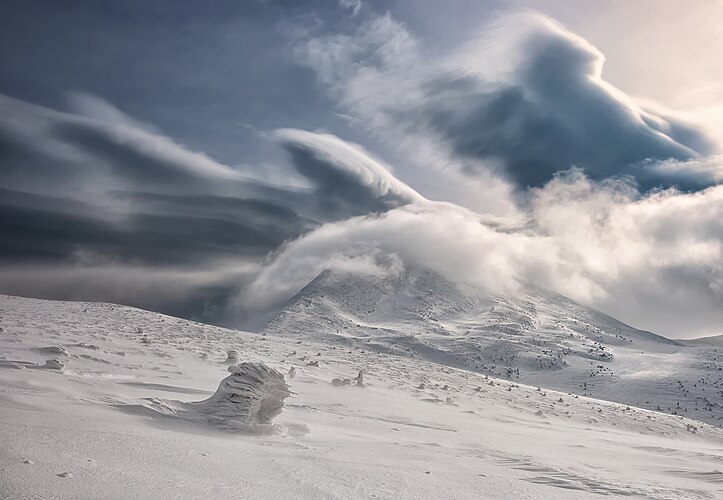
[332,370,365,388]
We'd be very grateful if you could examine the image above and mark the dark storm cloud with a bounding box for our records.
[0,92,428,268]
[286,146,393,216]
[0,189,118,261]
[297,12,720,191]
[0,92,428,322]
[111,191,316,263]
[0,93,423,322]
[273,128,423,219]
[0,0,367,169]
[0,93,274,322]
[0,94,316,265]
[2,2,721,340]
[0,188,311,265]
[50,121,209,188]
[427,25,718,189]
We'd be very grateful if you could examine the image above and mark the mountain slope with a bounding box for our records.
[262,268,723,427]
[1,293,723,499]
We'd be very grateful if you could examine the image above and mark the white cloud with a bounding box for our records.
[273,128,424,208]
[3,10,722,339]
[294,11,718,195]
[264,9,723,337]
[236,136,723,338]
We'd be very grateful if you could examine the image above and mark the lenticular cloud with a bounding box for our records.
[294,12,719,190]
[236,131,723,339]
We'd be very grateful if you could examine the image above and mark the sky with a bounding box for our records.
[1,0,722,338]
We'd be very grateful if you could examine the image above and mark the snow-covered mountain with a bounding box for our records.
[263,267,723,427]
[2,293,723,499]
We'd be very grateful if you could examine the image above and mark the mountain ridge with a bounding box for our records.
[261,266,722,426]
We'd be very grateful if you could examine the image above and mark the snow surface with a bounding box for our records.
[2,293,723,499]
[264,268,723,427]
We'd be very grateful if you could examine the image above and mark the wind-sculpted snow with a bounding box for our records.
[1,294,723,499]
[192,362,292,430]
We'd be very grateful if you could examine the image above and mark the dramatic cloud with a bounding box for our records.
[0,93,429,321]
[529,171,723,336]
[295,12,719,190]
[2,6,722,339]
[0,94,315,265]
[237,158,723,338]
[273,128,423,218]
[1,94,432,268]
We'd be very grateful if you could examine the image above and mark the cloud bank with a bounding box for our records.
[1,8,722,338]
[234,10,723,337]
[0,94,314,265]
[273,128,423,218]
[0,93,432,320]
[294,12,719,191]
[237,159,723,338]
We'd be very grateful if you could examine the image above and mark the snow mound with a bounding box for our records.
[191,362,292,430]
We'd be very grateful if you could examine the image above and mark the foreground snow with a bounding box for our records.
[1,295,723,499]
